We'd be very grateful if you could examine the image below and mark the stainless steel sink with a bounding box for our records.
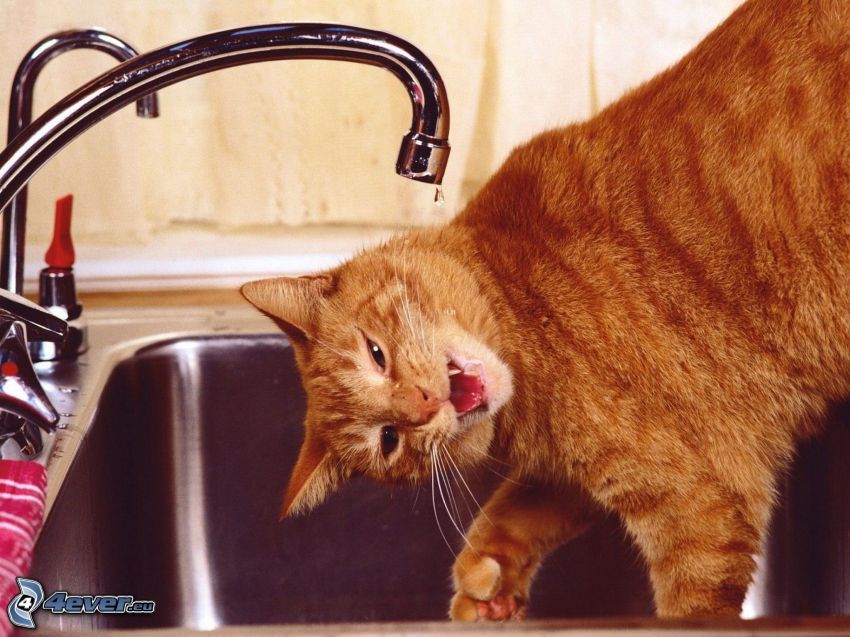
[28,326,850,631]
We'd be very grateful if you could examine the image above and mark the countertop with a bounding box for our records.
[34,616,850,636]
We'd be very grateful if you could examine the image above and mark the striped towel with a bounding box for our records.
[0,461,46,636]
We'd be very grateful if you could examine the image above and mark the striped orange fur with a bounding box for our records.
[243,0,850,619]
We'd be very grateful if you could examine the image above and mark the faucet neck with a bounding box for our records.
[1,28,158,295]
[0,23,450,221]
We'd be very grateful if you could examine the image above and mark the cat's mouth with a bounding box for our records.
[447,360,487,416]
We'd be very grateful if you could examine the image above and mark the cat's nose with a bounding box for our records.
[412,386,445,424]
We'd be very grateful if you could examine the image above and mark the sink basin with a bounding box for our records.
[29,332,850,631]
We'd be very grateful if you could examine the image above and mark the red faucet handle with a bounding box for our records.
[45,194,75,268]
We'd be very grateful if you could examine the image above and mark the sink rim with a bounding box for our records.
[38,304,279,518]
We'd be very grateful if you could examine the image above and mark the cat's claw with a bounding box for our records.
[451,592,526,622]
[477,595,526,621]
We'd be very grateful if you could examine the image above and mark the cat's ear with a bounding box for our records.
[280,432,344,519]
[241,274,335,341]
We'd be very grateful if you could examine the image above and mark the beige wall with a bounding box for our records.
[1,0,743,253]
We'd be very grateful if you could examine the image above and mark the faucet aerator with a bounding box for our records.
[396,131,450,184]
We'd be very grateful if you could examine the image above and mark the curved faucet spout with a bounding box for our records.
[2,28,160,294]
[0,23,451,221]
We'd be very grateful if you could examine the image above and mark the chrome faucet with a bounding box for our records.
[0,23,451,458]
[0,29,158,457]
[2,28,159,296]
[0,22,451,217]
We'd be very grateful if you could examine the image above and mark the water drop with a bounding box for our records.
[433,186,445,207]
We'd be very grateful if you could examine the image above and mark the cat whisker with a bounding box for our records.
[435,447,464,532]
[434,447,472,549]
[480,451,512,467]
[465,441,528,487]
[411,482,422,512]
[392,246,432,363]
[388,278,413,349]
[401,247,429,354]
[401,289,421,352]
[383,322,410,363]
[440,447,477,527]
[472,449,530,486]
[482,462,529,486]
[430,448,457,558]
[460,437,527,484]
[308,335,360,366]
[443,448,495,528]
[374,266,404,353]
[392,257,418,346]
[411,263,431,357]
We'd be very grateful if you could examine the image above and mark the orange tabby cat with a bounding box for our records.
[242,0,850,620]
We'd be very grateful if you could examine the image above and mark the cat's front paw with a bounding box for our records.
[450,552,527,621]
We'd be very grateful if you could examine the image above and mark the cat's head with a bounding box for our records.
[242,237,512,518]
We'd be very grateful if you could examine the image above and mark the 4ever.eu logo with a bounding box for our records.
[7,577,155,629]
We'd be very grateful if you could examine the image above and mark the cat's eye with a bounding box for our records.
[367,338,386,371]
[381,425,399,457]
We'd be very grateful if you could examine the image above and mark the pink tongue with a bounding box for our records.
[449,369,485,415]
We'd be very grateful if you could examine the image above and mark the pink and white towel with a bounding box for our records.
[0,461,47,636]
